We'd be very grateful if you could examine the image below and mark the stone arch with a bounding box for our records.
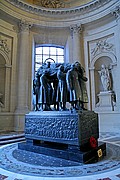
[0,50,9,65]
[90,52,117,69]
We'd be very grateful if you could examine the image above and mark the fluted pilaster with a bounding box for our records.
[70,24,82,63]
[111,7,120,111]
[16,20,32,113]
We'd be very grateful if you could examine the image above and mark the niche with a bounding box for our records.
[94,56,112,104]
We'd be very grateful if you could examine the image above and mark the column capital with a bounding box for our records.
[70,24,82,37]
[111,6,120,21]
[18,19,33,32]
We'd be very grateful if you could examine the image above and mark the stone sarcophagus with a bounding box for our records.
[19,110,106,163]
[25,111,99,149]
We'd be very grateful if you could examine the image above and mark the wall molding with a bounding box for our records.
[6,0,112,17]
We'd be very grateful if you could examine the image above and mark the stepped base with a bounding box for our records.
[18,141,106,164]
[0,133,25,145]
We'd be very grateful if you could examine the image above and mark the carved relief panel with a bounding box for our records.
[89,35,116,62]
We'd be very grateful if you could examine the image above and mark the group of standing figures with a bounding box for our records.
[33,61,88,111]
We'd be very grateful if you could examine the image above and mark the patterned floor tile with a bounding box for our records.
[116,174,120,178]
[97,178,111,180]
[0,174,8,179]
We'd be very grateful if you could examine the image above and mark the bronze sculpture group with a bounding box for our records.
[19,60,106,165]
[33,60,88,111]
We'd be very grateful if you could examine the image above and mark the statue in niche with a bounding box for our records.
[33,60,88,111]
[98,64,111,91]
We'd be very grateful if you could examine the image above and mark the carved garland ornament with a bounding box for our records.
[0,36,10,54]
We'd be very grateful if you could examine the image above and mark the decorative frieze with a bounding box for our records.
[6,0,112,17]
[26,116,78,140]
[25,111,99,146]
[34,0,66,9]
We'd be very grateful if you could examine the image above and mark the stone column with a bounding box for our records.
[89,67,96,110]
[70,24,82,63]
[14,20,32,131]
[112,7,120,112]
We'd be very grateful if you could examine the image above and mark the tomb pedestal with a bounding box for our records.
[96,91,115,111]
[18,110,106,163]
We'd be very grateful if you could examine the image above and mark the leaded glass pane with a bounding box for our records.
[36,47,42,54]
[43,47,49,54]
[57,56,64,63]
[50,47,56,55]
[57,48,64,55]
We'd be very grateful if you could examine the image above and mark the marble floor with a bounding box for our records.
[0,132,120,180]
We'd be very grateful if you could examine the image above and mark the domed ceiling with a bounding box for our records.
[22,0,93,9]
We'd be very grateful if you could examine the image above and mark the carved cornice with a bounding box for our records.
[6,0,112,17]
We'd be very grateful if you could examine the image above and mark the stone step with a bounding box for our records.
[0,133,25,145]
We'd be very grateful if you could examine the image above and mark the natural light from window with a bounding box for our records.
[35,45,64,74]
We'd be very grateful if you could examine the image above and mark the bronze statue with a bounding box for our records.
[39,70,53,111]
[56,65,68,111]
[66,64,82,110]
[33,60,88,111]
[74,61,88,109]
[33,75,40,111]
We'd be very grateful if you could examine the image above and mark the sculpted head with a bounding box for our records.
[59,65,64,71]
[101,64,106,69]
[71,64,75,69]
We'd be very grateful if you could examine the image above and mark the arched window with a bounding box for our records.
[35,45,64,74]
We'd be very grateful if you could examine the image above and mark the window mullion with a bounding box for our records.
[35,45,64,75]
